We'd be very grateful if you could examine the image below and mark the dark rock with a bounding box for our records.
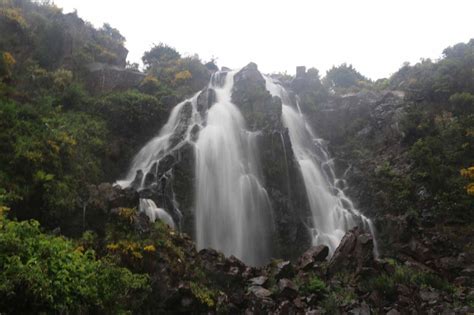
[275,261,295,279]
[130,170,144,190]
[249,286,272,299]
[190,124,201,142]
[349,302,371,315]
[386,309,400,315]
[278,278,298,299]
[298,245,329,270]
[419,289,439,302]
[328,227,375,275]
[197,87,216,115]
[168,101,193,148]
[85,63,145,95]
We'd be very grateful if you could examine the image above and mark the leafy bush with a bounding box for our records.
[0,210,150,313]
[301,276,327,295]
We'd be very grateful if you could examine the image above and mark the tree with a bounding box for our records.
[323,63,369,90]
[142,43,181,68]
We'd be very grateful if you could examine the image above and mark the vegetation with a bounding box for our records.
[0,207,150,313]
[0,0,472,313]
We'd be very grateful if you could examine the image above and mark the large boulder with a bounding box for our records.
[328,227,375,276]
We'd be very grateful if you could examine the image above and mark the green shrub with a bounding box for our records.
[301,276,327,295]
[0,210,150,313]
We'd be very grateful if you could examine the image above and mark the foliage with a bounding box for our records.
[0,98,106,228]
[0,210,150,313]
[323,63,370,90]
[141,44,210,99]
[300,275,327,295]
[361,261,454,302]
[142,43,181,68]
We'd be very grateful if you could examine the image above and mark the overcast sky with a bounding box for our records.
[54,0,473,80]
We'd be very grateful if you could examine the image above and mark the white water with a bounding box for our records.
[117,68,378,265]
[139,198,176,229]
[116,93,200,189]
[195,72,273,266]
[265,77,377,256]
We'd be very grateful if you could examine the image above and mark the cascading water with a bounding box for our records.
[117,66,377,266]
[264,77,378,256]
[116,93,200,190]
[139,198,176,229]
[117,70,273,266]
[195,71,273,266]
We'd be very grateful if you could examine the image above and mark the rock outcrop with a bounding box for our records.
[85,63,145,94]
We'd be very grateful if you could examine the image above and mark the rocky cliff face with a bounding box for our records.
[232,63,312,259]
[123,63,313,261]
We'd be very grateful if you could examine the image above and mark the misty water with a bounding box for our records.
[117,69,377,265]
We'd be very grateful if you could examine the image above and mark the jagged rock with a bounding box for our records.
[190,124,201,142]
[420,289,440,302]
[386,309,400,315]
[249,286,272,299]
[232,62,282,131]
[197,87,216,115]
[85,63,145,94]
[168,101,193,148]
[275,261,295,279]
[328,227,375,275]
[130,170,144,189]
[298,245,329,270]
[249,276,268,287]
[278,278,298,299]
[349,302,371,315]
[157,155,176,177]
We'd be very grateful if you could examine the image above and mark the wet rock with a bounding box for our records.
[157,155,176,177]
[349,302,371,315]
[386,309,400,315]
[249,276,268,287]
[275,261,295,279]
[190,124,201,142]
[298,245,329,270]
[168,101,193,148]
[249,286,272,299]
[328,227,375,275]
[197,87,216,115]
[278,278,298,299]
[130,170,144,189]
[420,289,439,302]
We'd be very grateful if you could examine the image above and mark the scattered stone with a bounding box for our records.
[299,245,329,269]
[249,276,268,287]
[386,309,400,315]
[278,278,298,299]
[275,261,295,279]
[249,286,272,299]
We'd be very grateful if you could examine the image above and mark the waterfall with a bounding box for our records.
[139,198,176,229]
[117,67,377,266]
[116,94,200,189]
[195,71,273,266]
[265,77,377,256]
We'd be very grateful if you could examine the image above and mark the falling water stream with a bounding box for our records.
[195,72,273,266]
[265,77,378,256]
[117,68,377,265]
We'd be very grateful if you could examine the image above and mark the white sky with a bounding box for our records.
[54,0,473,80]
